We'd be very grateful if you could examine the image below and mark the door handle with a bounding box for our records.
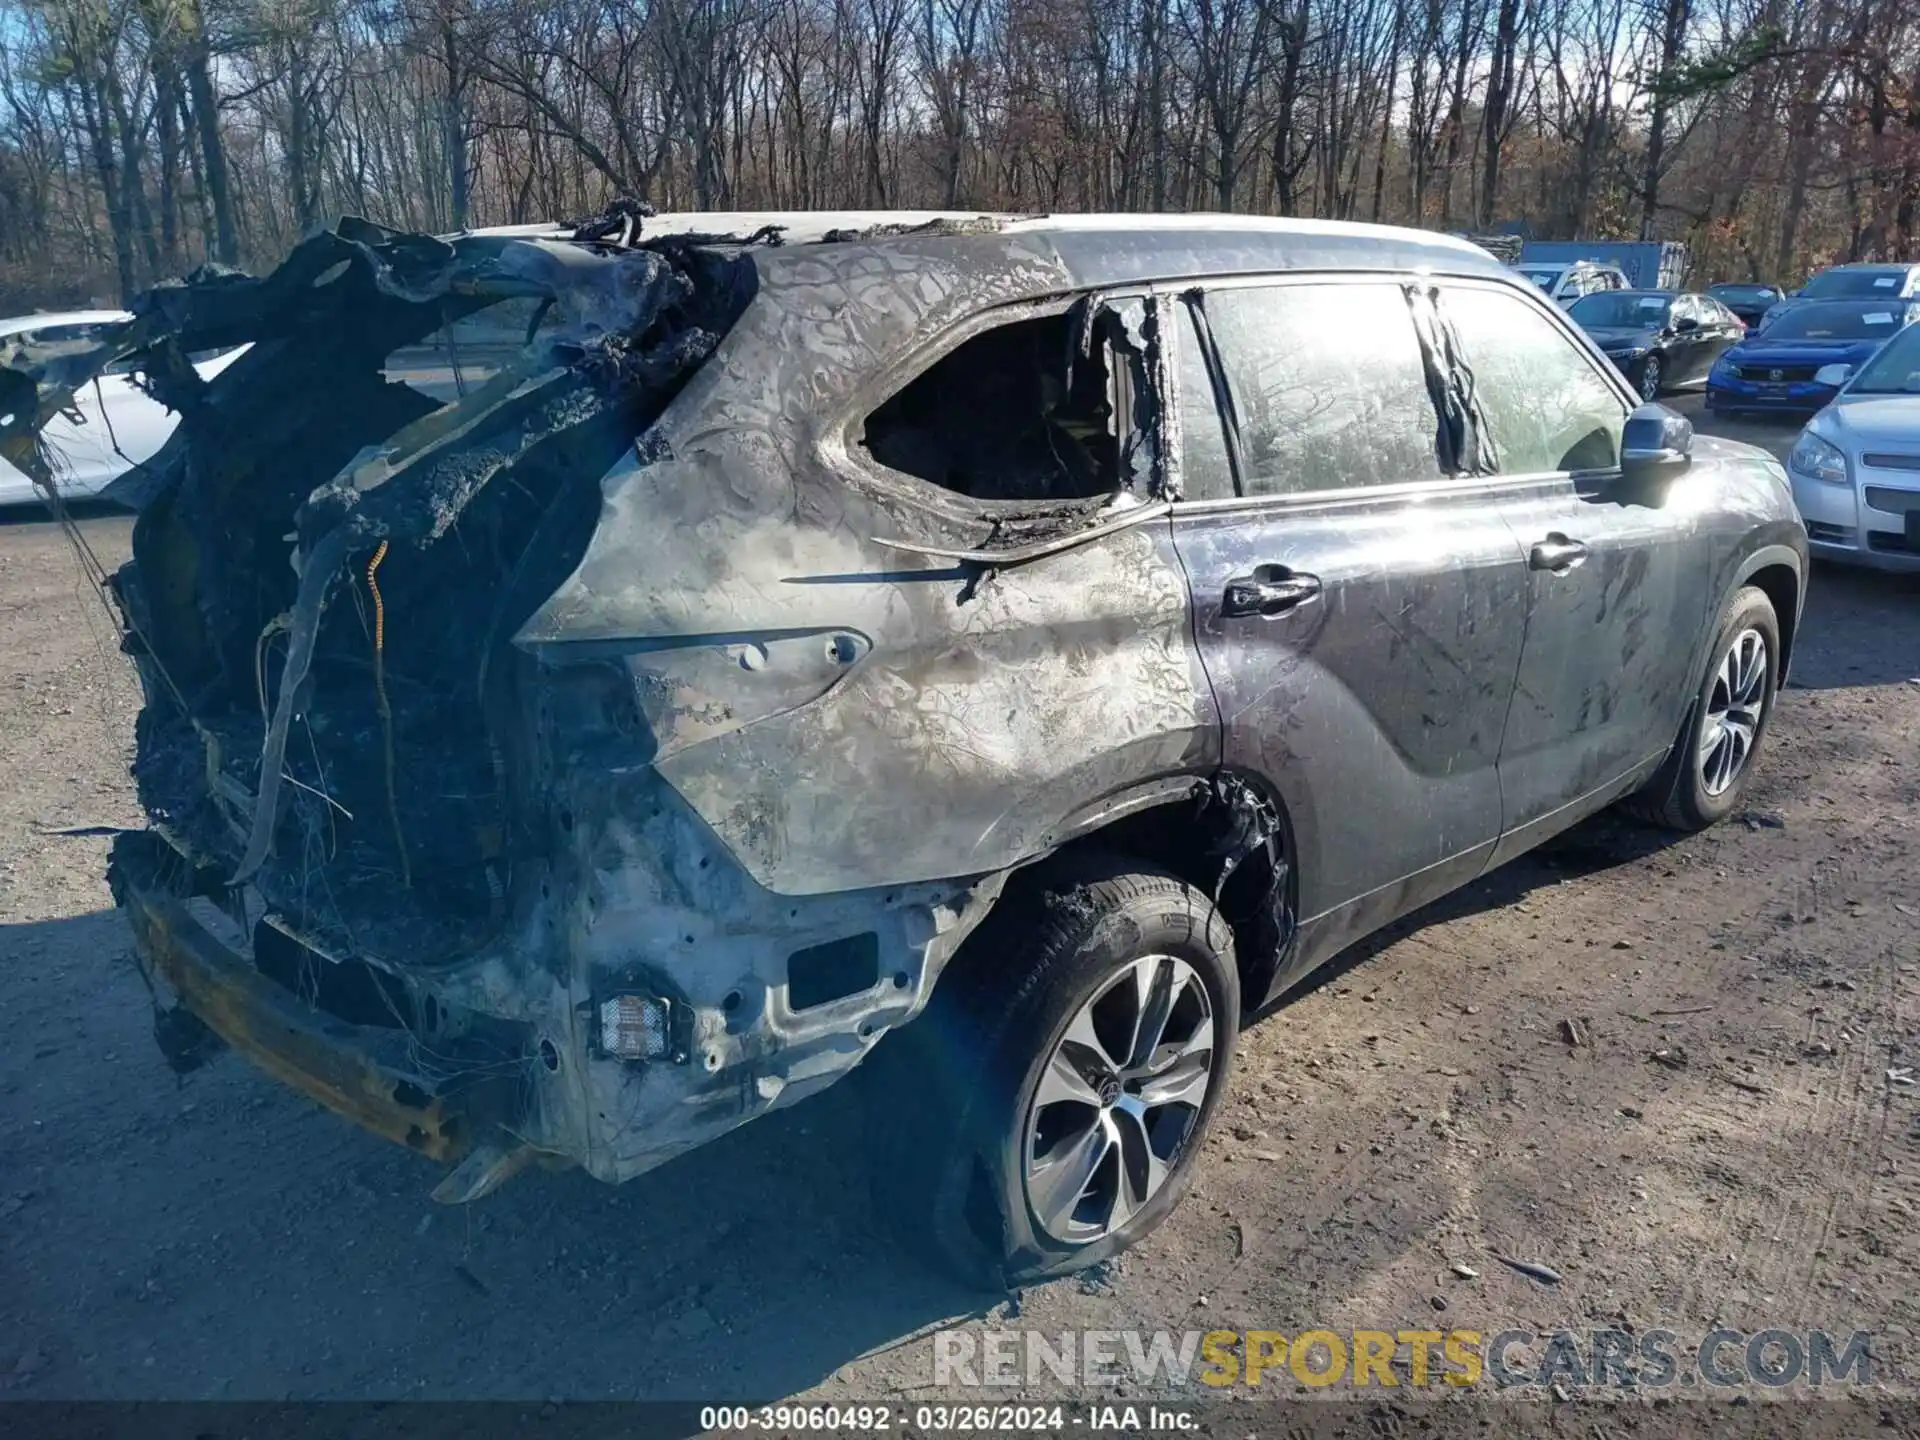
[1222,568,1322,617]
[1528,535,1589,574]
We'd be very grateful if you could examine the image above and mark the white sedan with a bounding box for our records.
[0,309,245,507]
[1785,319,1920,571]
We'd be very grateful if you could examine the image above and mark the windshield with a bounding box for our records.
[1761,304,1910,341]
[1710,285,1778,302]
[1517,268,1561,291]
[1844,323,1920,393]
[1569,293,1672,327]
[1799,269,1910,299]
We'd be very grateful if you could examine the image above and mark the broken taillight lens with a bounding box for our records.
[599,994,671,1060]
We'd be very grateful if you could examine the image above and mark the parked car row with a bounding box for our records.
[1537,247,1920,575]
[1565,289,1745,398]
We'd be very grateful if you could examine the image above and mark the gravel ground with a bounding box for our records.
[2,402,1917,1421]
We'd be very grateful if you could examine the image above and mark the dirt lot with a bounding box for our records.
[2,402,1917,1417]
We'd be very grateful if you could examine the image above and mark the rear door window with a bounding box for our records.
[1175,303,1236,502]
[1439,283,1628,474]
[860,306,1130,503]
[1198,281,1446,495]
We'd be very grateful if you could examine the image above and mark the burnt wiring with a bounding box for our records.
[569,196,656,246]
[6,352,201,733]
[91,373,163,487]
[297,837,537,1095]
[1200,772,1297,965]
[365,539,413,890]
[523,297,554,346]
[254,612,290,725]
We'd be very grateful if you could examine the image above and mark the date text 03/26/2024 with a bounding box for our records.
[700,1405,1196,1432]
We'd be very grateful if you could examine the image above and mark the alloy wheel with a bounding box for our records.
[1698,627,1769,797]
[1640,354,1662,398]
[1023,954,1218,1245]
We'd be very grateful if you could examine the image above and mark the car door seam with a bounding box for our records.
[1180,289,1245,498]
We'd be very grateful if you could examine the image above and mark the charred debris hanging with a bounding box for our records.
[0,210,765,967]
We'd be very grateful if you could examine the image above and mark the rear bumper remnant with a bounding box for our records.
[109,831,475,1163]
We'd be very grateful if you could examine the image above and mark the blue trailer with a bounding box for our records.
[1517,240,1689,291]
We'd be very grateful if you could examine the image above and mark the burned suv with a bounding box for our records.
[1,211,1806,1288]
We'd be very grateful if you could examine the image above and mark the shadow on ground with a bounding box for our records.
[1273,807,1684,1010]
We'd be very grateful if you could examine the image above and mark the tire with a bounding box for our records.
[865,854,1239,1290]
[1625,585,1781,831]
[1637,353,1663,399]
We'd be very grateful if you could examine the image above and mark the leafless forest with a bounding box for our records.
[1,0,1918,309]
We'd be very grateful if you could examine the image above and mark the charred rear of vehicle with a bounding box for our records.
[115,222,752,967]
[10,212,1803,1293]
[4,215,781,1191]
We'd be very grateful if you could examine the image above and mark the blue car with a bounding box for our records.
[1705,299,1918,415]
[1759,261,1920,333]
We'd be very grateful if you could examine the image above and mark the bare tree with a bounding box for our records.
[7,0,1920,308]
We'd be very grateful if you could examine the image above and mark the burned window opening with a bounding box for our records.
[861,312,1128,503]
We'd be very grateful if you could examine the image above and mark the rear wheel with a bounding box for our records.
[1625,585,1781,831]
[865,855,1238,1289]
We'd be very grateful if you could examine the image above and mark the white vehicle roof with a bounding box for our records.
[461,210,1489,258]
[1517,260,1620,274]
[0,308,132,339]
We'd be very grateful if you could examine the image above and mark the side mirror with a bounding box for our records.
[1673,316,1700,333]
[1813,363,1852,388]
[1621,402,1693,484]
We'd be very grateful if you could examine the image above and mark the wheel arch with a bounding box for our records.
[1733,547,1802,682]
[1006,770,1301,1014]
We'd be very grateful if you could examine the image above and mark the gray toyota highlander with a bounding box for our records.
[0,209,1806,1288]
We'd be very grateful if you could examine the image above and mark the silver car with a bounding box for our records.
[1786,322,1920,570]
[1513,259,1632,308]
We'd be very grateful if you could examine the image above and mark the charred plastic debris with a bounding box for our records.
[3,208,1297,1198]
[0,212,770,1185]
[8,216,754,967]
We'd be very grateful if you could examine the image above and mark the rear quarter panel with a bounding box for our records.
[516,238,1218,896]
